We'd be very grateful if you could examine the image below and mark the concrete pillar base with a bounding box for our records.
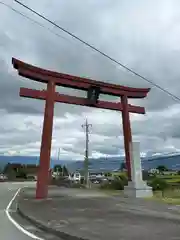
[124,181,153,198]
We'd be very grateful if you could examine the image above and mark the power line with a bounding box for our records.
[0,2,70,42]
[14,0,180,102]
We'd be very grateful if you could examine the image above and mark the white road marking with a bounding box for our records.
[5,188,44,240]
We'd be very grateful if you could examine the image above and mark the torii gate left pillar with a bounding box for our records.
[36,81,55,198]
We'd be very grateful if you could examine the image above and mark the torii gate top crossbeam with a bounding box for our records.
[12,58,150,99]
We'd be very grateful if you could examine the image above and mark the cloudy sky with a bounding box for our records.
[0,0,180,160]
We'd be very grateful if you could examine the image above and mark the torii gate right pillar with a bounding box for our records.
[122,95,132,181]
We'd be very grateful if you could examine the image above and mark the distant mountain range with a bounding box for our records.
[0,156,70,170]
[0,153,180,172]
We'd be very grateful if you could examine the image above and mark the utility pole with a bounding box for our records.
[57,148,61,176]
[82,119,92,187]
[57,148,60,161]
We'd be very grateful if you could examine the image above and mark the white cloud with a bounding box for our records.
[0,0,180,161]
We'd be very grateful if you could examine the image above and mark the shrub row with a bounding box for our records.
[100,175,170,192]
[100,175,128,190]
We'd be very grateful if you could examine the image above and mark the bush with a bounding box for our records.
[100,178,124,190]
[111,178,124,190]
[50,177,71,187]
[119,174,128,186]
[149,177,168,191]
[142,170,151,181]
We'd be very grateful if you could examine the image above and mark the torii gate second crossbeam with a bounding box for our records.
[12,57,150,199]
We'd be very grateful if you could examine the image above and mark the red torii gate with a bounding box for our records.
[12,57,150,199]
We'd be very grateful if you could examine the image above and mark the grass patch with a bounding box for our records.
[146,189,180,205]
[159,175,180,180]
[166,178,180,183]
[148,196,180,205]
[112,172,127,177]
[160,198,180,204]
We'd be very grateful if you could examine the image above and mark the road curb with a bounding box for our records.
[17,205,88,240]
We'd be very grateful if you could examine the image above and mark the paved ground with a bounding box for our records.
[18,187,180,240]
[0,182,61,240]
[0,181,36,240]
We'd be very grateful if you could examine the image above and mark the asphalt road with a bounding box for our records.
[0,181,36,240]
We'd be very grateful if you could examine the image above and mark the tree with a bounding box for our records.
[120,162,126,171]
[3,163,16,180]
[62,165,69,176]
[3,163,10,174]
[16,167,27,179]
[53,165,62,173]
[104,172,111,177]
[156,165,168,172]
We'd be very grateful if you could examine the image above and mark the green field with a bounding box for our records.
[159,174,180,181]
[147,189,180,204]
[110,171,180,204]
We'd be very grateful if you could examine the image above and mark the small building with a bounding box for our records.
[69,171,82,182]
[148,168,160,175]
